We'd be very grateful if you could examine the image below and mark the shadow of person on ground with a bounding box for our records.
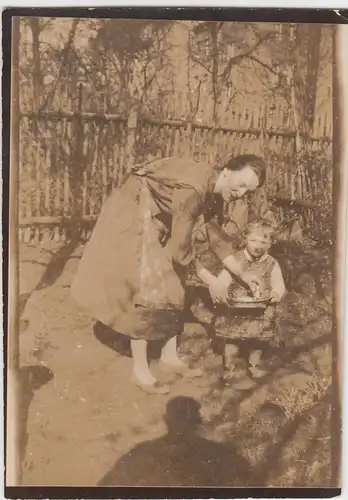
[19,236,81,319]
[18,364,54,481]
[98,396,252,487]
[93,322,132,357]
[93,322,170,361]
[35,237,81,291]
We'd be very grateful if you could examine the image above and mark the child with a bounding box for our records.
[213,219,286,380]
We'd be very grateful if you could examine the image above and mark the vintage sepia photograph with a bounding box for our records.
[4,9,346,495]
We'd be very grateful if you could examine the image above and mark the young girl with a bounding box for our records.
[213,219,286,381]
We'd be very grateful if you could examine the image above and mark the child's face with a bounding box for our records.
[245,229,272,258]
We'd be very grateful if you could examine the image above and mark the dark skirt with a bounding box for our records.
[185,282,279,346]
[213,304,279,348]
[93,314,184,359]
[126,305,184,341]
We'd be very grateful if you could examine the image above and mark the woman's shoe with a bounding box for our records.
[160,360,203,378]
[131,374,170,395]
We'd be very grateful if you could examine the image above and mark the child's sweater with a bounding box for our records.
[226,249,285,300]
[213,249,286,341]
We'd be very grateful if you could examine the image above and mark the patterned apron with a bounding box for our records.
[133,173,185,311]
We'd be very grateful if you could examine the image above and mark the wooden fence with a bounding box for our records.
[18,104,333,244]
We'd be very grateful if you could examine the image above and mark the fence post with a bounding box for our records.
[123,105,138,177]
[71,83,84,240]
[184,122,192,158]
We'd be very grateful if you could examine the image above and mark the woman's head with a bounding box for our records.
[214,154,266,203]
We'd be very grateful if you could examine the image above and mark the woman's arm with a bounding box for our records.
[205,219,262,294]
[205,220,244,278]
[217,268,234,287]
[196,262,233,304]
[171,187,231,299]
[196,266,217,287]
[170,186,203,269]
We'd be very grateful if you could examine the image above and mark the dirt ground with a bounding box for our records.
[18,241,333,487]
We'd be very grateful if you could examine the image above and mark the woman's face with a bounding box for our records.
[218,165,260,203]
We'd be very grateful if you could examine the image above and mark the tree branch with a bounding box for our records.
[39,19,79,111]
[188,50,212,74]
[248,55,283,77]
[221,33,274,82]
[39,19,54,32]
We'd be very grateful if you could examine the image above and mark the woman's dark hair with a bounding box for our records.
[223,154,267,187]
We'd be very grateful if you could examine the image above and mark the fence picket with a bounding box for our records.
[63,165,69,216]
[34,128,41,243]
[173,127,180,156]
[164,125,172,157]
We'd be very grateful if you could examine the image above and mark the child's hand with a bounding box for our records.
[270,291,281,303]
[263,316,272,331]
[240,271,262,297]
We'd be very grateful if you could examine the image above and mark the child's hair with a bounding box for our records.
[244,219,277,242]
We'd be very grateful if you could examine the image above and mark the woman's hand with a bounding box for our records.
[240,271,262,297]
[208,276,230,304]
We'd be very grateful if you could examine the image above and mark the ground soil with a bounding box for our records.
[18,241,333,487]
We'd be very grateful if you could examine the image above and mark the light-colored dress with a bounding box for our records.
[71,157,232,340]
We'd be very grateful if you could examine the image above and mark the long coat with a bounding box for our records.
[71,157,233,340]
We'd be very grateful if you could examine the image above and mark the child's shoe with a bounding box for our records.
[249,364,268,379]
[248,349,268,379]
[225,360,256,390]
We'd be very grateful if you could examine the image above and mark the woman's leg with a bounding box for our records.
[160,335,203,377]
[130,338,157,385]
[160,335,186,367]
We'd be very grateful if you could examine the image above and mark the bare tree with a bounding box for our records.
[27,18,43,110]
[83,19,174,167]
[188,22,274,124]
[39,19,80,111]
[253,24,326,137]
[21,18,80,103]
[246,23,333,243]
[20,17,55,109]
[87,19,173,115]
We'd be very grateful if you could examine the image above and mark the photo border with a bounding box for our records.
[2,7,346,499]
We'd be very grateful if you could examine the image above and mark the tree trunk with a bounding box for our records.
[211,24,219,125]
[288,24,307,202]
[303,24,322,132]
[29,17,42,111]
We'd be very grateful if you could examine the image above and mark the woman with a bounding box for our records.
[71,154,266,394]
